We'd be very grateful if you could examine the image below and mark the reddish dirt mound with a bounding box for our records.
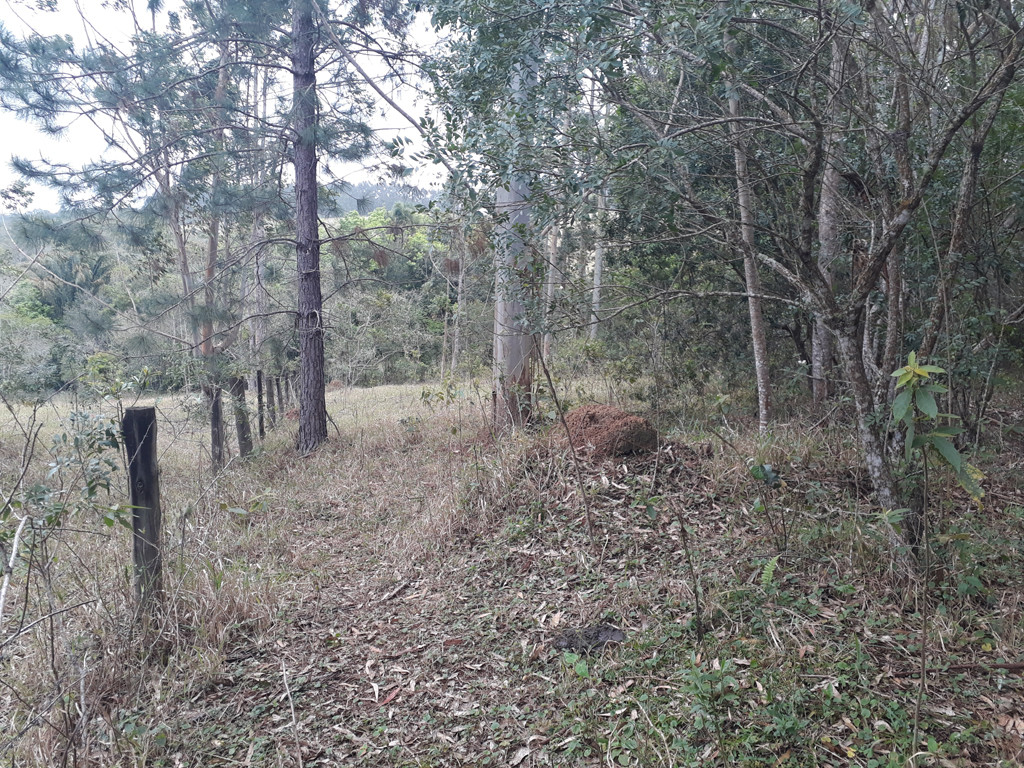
[563,404,658,458]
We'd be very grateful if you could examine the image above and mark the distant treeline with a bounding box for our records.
[324,182,437,215]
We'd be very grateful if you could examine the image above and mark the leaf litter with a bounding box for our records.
[153,412,1024,767]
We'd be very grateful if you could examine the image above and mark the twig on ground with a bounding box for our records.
[281,660,304,768]
[378,579,412,603]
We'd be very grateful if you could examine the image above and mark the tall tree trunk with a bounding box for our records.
[195,41,233,472]
[247,218,270,420]
[440,310,449,378]
[493,171,535,426]
[589,191,605,342]
[492,60,537,428]
[542,223,560,359]
[293,0,327,451]
[813,45,843,405]
[277,375,285,415]
[229,376,253,458]
[726,61,772,431]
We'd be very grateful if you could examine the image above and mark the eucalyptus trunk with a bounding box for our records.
[492,63,537,428]
[493,173,536,427]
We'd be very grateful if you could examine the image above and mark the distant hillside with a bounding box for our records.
[324,181,437,215]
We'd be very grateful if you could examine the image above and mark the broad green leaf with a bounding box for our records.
[750,464,780,487]
[892,389,912,422]
[920,365,945,374]
[905,421,916,463]
[929,436,962,471]
[915,388,938,419]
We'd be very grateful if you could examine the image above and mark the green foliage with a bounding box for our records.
[2,411,128,552]
[891,353,983,501]
[749,463,781,488]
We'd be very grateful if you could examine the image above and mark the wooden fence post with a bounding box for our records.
[122,407,162,610]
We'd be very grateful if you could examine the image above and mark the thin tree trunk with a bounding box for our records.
[589,191,604,342]
[440,310,449,378]
[229,376,253,458]
[293,0,327,451]
[876,248,904,408]
[813,45,843,405]
[727,60,773,431]
[451,237,465,374]
[195,42,232,472]
[247,218,270,411]
[276,376,285,415]
[542,223,560,359]
[919,95,1003,361]
[862,299,881,389]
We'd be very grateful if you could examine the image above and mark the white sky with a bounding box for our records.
[0,0,443,212]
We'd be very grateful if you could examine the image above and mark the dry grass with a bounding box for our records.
[3,386,1024,766]
[0,383,492,765]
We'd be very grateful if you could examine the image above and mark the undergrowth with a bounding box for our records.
[1,385,1022,766]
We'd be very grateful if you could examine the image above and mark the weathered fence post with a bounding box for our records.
[122,407,162,610]
[256,370,266,438]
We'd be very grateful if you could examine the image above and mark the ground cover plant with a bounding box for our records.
[2,382,1023,767]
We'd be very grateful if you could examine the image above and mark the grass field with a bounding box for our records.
[2,384,1024,766]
